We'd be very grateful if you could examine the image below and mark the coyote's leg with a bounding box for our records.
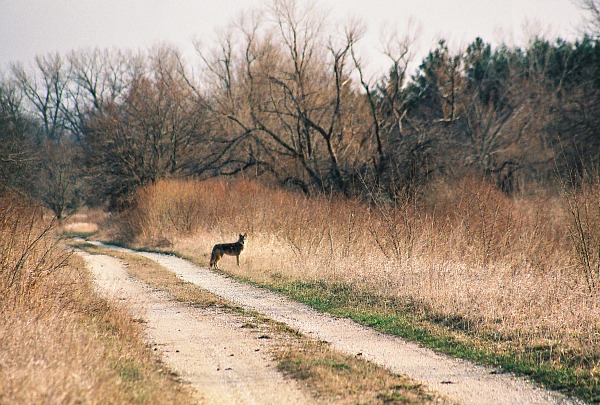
[209,248,220,269]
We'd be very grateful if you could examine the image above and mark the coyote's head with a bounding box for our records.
[238,233,247,244]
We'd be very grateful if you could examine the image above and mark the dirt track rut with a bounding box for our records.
[84,241,580,404]
[80,252,312,404]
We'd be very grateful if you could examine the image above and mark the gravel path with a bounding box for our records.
[80,251,313,404]
[86,241,581,404]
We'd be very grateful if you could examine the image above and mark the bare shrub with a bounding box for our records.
[562,176,600,294]
[366,190,422,265]
[0,194,71,303]
[0,194,195,403]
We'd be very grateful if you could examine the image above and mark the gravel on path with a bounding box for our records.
[80,251,314,405]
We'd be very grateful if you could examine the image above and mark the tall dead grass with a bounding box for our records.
[0,194,70,305]
[118,178,599,360]
[561,178,600,294]
[0,195,193,403]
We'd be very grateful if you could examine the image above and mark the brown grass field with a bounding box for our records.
[0,195,195,404]
[110,177,599,400]
[116,178,600,345]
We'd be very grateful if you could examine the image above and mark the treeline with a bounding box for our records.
[1,1,599,216]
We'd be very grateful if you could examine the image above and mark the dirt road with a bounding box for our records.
[80,252,313,404]
[81,242,580,404]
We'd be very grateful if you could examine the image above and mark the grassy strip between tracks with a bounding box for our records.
[261,279,598,403]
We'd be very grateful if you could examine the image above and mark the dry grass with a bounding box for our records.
[119,178,598,341]
[276,340,435,404]
[0,195,194,404]
[61,220,99,235]
[111,177,600,398]
[59,206,108,237]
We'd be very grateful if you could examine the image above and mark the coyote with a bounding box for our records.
[209,233,247,269]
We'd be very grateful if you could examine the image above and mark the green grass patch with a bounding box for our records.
[268,280,599,403]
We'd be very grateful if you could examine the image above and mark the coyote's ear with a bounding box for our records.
[243,233,247,238]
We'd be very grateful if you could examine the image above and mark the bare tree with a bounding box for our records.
[577,0,600,37]
[351,27,432,197]
[9,55,84,216]
[11,54,71,142]
[66,48,133,141]
[0,76,37,193]
[84,46,209,208]
[36,139,81,219]
[198,0,374,195]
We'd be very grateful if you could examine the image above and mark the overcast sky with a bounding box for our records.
[0,0,586,75]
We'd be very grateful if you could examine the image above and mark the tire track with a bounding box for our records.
[80,251,313,404]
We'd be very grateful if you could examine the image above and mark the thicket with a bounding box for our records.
[118,177,599,399]
[1,0,599,213]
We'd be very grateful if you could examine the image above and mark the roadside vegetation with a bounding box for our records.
[108,177,599,402]
[0,195,195,404]
[2,0,599,402]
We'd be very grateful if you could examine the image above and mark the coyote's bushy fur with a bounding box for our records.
[209,233,247,269]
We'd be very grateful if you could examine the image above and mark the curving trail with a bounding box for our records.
[84,241,581,405]
[80,251,313,404]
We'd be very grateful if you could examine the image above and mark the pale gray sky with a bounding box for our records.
[0,0,586,76]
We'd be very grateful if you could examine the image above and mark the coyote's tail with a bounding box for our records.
[209,247,218,268]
